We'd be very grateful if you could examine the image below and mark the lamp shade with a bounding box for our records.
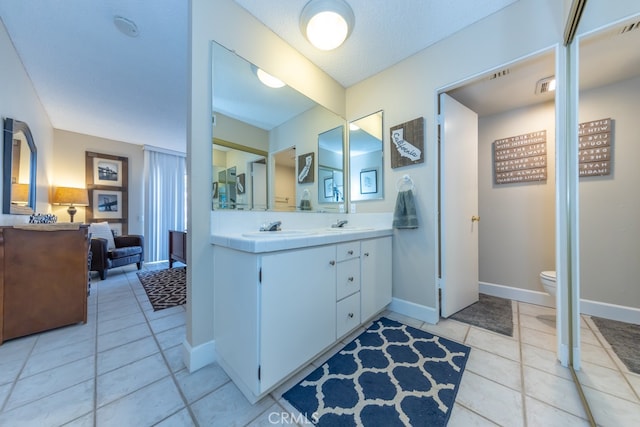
[11,183,30,203]
[52,187,89,206]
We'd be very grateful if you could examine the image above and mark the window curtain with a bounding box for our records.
[143,146,187,263]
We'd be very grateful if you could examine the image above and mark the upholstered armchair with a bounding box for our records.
[89,222,144,280]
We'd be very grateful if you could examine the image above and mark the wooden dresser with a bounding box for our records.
[0,224,89,344]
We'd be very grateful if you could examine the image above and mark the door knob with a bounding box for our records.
[471,215,480,222]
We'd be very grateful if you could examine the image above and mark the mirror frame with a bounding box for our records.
[3,118,37,215]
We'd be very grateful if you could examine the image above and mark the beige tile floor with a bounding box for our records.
[0,263,638,426]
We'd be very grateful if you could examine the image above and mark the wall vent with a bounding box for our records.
[620,21,640,34]
[489,69,510,80]
[535,76,556,94]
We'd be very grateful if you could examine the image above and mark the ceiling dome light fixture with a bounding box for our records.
[300,0,355,51]
[252,66,286,88]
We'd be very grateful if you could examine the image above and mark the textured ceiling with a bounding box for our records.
[2,1,636,154]
[233,0,519,87]
[0,0,519,151]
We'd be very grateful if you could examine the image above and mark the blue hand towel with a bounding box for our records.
[392,189,418,229]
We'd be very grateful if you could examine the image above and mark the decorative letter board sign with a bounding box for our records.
[493,130,547,184]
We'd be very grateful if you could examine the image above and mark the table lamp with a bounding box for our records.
[52,187,89,222]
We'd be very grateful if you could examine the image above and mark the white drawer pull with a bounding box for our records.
[364,252,370,256]
[348,276,354,282]
[329,260,336,266]
[347,250,354,255]
[348,312,354,318]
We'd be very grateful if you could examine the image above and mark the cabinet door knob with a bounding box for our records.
[329,260,336,266]
[348,312,354,318]
[364,252,370,256]
[348,276,354,282]
[347,250,354,255]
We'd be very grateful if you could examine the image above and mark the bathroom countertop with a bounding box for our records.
[211,227,393,253]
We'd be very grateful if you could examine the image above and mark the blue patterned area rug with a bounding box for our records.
[283,317,471,426]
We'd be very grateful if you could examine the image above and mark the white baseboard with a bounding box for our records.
[479,282,555,308]
[580,299,640,324]
[182,338,216,373]
[480,281,640,324]
[389,297,439,324]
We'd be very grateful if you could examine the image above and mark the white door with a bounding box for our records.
[439,93,480,317]
[251,162,267,210]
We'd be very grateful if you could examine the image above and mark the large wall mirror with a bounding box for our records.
[211,41,346,212]
[3,118,37,215]
[349,111,384,202]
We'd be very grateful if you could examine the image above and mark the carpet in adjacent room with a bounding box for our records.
[591,316,640,374]
[282,317,471,426]
[136,267,186,311]
[449,293,514,336]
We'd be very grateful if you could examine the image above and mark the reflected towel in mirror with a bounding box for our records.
[392,190,418,229]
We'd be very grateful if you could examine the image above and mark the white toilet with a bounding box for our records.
[540,271,557,296]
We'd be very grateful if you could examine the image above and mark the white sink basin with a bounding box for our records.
[242,230,317,238]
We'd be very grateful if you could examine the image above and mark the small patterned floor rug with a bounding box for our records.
[136,267,186,311]
[450,293,514,336]
[591,316,640,374]
[283,317,471,426]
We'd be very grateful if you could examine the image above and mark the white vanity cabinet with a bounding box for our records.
[361,236,393,321]
[213,232,392,403]
[214,244,337,402]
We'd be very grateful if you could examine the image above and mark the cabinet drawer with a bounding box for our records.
[337,242,360,262]
[336,292,361,338]
[336,259,360,300]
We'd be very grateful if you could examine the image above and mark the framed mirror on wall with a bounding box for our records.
[3,118,37,215]
[317,126,345,206]
[349,111,384,202]
[211,41,346,213]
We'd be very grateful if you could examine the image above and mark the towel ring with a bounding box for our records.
[396,174,415,191]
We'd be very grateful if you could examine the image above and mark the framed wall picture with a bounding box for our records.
[91,189,122,219]
[324,177,333,198]
[93,156,123,187]
[390,117,425,168]
[297,152,314,183]
[86,151,129,233]
[236,173,246,194]
[360,169,378,194]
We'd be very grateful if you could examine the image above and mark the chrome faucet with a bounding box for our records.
[260,221,282,232]
[331,219,348,228]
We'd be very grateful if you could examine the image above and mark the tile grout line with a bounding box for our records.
[93,273,100,427]
[0,332,38,414]
[516,301,529,427]
[125,267,201,426]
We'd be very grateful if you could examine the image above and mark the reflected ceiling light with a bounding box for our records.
[300,0,355,51]
[253,66,286,88]
[349,123,360,131]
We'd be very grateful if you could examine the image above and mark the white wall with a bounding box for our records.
[579,76,640,309]
[346,0,566,311]
[52,129,144,235]
[0,19,54,225]
[478,101,556,293]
